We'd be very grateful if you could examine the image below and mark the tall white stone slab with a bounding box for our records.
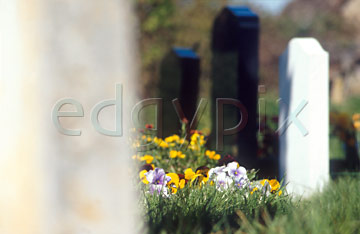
[0,0,138,233]
[279,38,329,197]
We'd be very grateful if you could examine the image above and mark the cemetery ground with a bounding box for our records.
[135,3,360,234]
[135,93,360,234]
[133,87,360,232]
[138,166,360,233]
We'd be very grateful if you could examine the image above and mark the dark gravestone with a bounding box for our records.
[211,6,259,169]
[158,47,200,137]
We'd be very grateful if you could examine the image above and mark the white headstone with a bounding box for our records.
[279,38,329,197]
[0,0,138,233]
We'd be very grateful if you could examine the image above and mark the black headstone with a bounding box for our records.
[211,6,259,169]
[158,47,200,137]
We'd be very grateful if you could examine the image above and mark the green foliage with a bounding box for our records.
[140,181,292,234]
[136,0,178,91]
[136,0,219,98]
[139,0,175,33]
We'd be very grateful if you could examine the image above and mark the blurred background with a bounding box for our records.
[135,0,360,171]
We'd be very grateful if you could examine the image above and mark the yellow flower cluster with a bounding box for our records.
[189,132,206,151]
[165,134,187,146]
[169,150,186,159]
[153,137,169,148]
[141,135,153,142]
[251,179,282,196]
[205,150,221,160]
[132,154,156,165]
[152,135,186,148]
[165,134,180,143]
[140,155,154,164]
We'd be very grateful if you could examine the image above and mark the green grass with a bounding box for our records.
[140,176,360,234]
[140,180,294,234]
[237,176,360,234]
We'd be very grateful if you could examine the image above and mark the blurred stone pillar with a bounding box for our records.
[0,0,138,233]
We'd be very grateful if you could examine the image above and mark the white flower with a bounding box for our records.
[149,184,170,197]
[208,165,226,180]
[225,162,247,180]
[234,177,249,189]
[213,172,233,191]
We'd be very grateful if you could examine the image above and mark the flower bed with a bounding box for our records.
[131,124,288,233]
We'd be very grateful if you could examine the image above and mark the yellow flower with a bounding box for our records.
[205,150,221,160]
[169,150,185,159]
[159,141,169,148]
[269,179,280,192]
[352,113,360,122]
[189,132,206,150]
[165,136,174,143]
[261,179,281,193]
[139,170,149,184]
[354,120,360,130]
[186,166,210,186]
[250,187,258,195]
[260,179,268,186]
[173,135,180,142]
[147,137,152,142]
[191,132,200,141]
[195,166,210,184]
[140,155,154,164]
[153,137,160,144]
[141,135,146,140]
[185,168,196,180]
[278,190,283,196]
[165,134,180,143]
[179,179,185,189]
[169,150,178,158]
[188,144,198,151]
[166,173,180,194]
